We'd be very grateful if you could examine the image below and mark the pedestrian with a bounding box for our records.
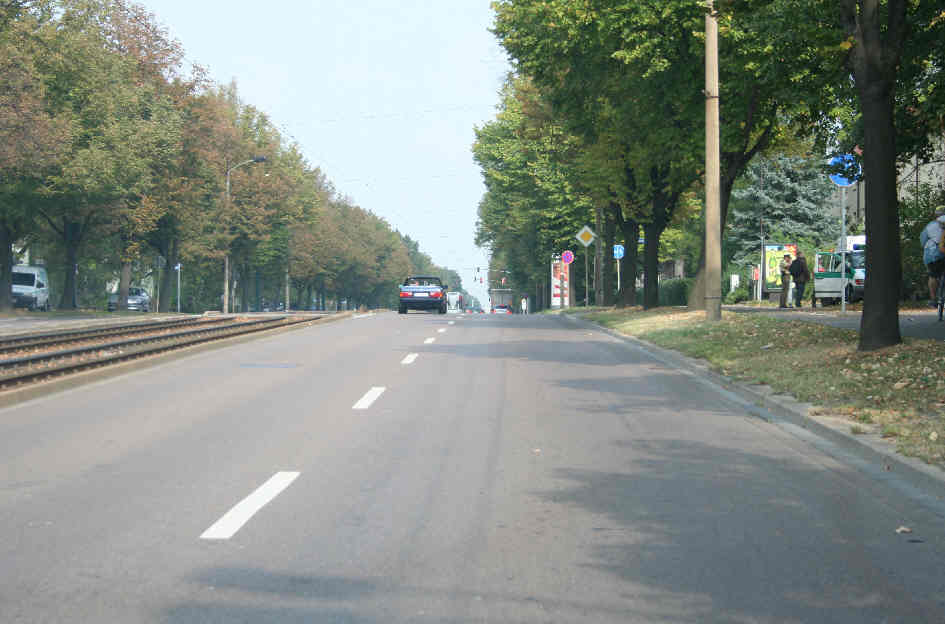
[789,250,811,308]
[779,253,792,308]
[520,296,528,315]
[920,206,945,307]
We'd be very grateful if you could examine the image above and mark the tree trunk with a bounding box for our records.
[158,240,177,313]
[643,221,663,309]
[594,204,605,306]
[617,217,639,307]
[853,32,903,350]
[58,219,82,309]
[0,223,14,312]
[117,261,131,311]
[603,208,617,305]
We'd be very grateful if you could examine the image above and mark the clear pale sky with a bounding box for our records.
[140,0,509,305]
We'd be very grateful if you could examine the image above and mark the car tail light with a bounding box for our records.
[855,279,864,285]
[430,291,443,298]
[399,291,412,298]
[506,308,512,314]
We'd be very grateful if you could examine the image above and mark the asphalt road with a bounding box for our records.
[1,311,943,623]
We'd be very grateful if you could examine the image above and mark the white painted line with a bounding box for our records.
[351,313,375,319]
[424,337,436,344]
[448,321,455,325]
[401,353,418,365]
[353,386,386,410]
[200,471,300,540]
[437,328,446,333]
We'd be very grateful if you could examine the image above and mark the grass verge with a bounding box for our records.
[574,307,945,468]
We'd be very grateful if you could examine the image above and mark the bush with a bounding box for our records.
[724,286,751,304]
[635,277,694,306]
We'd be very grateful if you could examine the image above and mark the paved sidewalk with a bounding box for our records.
[725,304,945,341]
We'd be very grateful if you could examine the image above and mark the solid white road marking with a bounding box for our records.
[200,471,300,540]
[401,353,418,365]
[424,337,436,344]
[351,313,375,319]
[437,328,446,333]
[353,386,386,410]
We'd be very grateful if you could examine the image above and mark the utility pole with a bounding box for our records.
[705,0,722,321]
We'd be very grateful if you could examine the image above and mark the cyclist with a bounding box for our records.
[920,206,945,307]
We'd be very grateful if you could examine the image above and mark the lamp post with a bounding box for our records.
[175,263,182,313]
[223,156,267,314]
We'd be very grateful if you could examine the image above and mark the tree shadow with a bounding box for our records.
[531,438,944,623]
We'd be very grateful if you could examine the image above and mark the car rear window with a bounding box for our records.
[13,272,35,286]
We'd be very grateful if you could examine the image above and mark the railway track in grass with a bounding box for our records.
[0,315,320,389]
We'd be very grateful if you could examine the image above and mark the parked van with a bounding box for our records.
[12,265,50,311]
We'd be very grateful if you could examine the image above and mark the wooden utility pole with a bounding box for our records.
[705,0,722,321]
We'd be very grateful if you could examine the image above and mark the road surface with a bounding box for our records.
[2,311,943,622]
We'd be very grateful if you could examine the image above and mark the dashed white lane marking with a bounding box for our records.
[401,353,419,365]
[200,471,300,540]
[448,321,455,325]
[424,337,436,344]
[437,328,447,333]
[353,386,386,410]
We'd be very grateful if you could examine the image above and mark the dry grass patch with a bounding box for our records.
[581,307,945,467]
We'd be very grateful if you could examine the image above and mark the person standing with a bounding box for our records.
[920,206,945,307]
[789,251,811,308]
[779,254,792,308]
[520,296,528,315]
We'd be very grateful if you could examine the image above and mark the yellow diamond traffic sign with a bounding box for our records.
[575,225,597,247]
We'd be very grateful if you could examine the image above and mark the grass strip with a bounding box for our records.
[575,307,945,468]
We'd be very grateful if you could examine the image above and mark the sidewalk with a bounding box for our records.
[725,304,945,341]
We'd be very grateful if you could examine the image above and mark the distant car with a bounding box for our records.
[492,304,512,314]
[12,265,50,311]
[108,287,151,312]
[399,275,447,314]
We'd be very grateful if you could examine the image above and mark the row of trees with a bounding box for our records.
[0,0,465,313]
[478,0,945,350]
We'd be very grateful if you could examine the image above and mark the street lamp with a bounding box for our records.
[175,263,182,313]
[223,156,267,314]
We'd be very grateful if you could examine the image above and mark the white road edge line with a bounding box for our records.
[200,471,300,540]
[353,386,386,410]
[401,353,419,365]
[351,312,375,319]
[424,337,436,344]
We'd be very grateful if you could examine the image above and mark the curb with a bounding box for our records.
[561,312,945,510]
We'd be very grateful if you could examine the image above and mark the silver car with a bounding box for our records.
[108,286,152,312]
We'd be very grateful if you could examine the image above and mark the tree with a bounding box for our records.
[0,13,70,310]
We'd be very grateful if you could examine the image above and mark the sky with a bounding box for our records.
[139,0,510,305]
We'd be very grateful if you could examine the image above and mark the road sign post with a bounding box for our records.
[829,154,860,315]
[575,226,597,307]
[613,244,625,294]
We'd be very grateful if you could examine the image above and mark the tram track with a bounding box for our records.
[0,315,321,390]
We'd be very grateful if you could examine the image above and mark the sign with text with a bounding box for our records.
[551,259,570,308]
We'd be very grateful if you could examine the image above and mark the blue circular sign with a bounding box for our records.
[561,250,574,264]
[828,154,860,187]
[613,244,625,259]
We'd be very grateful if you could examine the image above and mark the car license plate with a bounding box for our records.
[414,292,428,297]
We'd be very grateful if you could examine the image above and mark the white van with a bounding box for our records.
[12,265,50,311]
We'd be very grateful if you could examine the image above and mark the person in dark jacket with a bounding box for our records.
[789,251,811,308]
